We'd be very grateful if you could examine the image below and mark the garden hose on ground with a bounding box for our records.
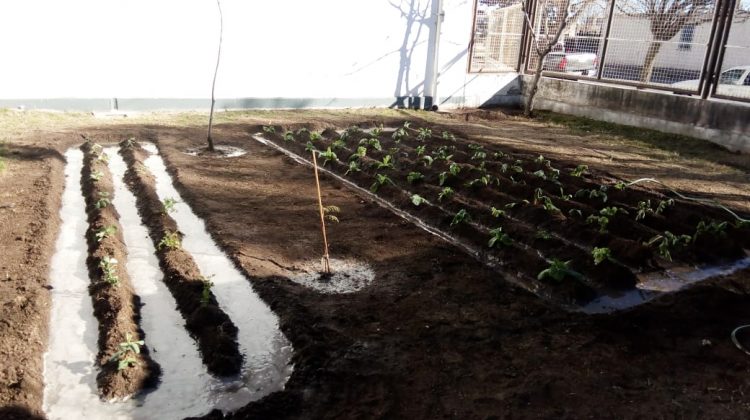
[624,177,750,357]
[624,178,749,225]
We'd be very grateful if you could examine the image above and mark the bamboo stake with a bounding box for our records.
[311,151,331,274]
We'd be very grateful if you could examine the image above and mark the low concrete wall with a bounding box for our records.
[526,76,750,153]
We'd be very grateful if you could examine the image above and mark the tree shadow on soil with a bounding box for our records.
[0,406,46,420]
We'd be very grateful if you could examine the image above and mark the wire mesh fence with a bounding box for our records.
[468,0,526,72]
[467,0,750,102]
[714,0,750,99]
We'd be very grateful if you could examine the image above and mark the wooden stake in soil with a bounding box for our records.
[311,151,331,274]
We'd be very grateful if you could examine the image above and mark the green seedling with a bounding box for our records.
[371,125,384,138]
[323,205,340,223]
[570,164,588,177]
[535,229,553,240]
[296,127,310,136]
[411,194,428,206]
[370,174,394,193]
[613,181,627,190]
[351,146,367,160]
[360,137,382,151]
[304,142,317,153]
[466,175,493,188]
[318,147,338,166]
[95,192,111,209]
[449,162,461,176]
[331,139,346,150]
[438,171,450,186]
[645,231,691,261]
[533,188,560,213]
[283,131,295,142]
[407,171,424,184]
[123,137,137,149]
[635,200,653,221]
[162,197,179,213]
[600,206,629,217]
[693,220,727,242]
[402,121,412,129]
[538,259,583,283]
[421,155,434,167]
[493,151,506,159]
[374,154,394,170]
[262,125,276,134]
[586,215,610,233]
[505,202,519,209]
[490,207,506,218]
[559,187,572,201]
[392,127,409,142]
[592,247,613,265]
[533,170,547,180]
[488,227,512,248]
[345,160,361,175]
[438,187,455,202]
[345,126,361,136]
[415,145,426,157]
[416,127,432,141]
[99,256,119,286]
[158,231,181,250]
[90,143,104,156]
[575,187,608,203]
[450,209,470,227]
[442,131,456,141]
[109,332,144,371]
[94,225,117,242]
[468,144,486,161]
[655,199,674,215]
[96,152,109,164]
[200,276,215,306]
[90,170,103,182]
[534,154,547,165]
[309,131,323,142]
[435,146,453,161]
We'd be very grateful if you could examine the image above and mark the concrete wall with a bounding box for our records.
[526,76,750,153]
[0,0,518,111]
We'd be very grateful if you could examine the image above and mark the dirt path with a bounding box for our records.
[0,110,748,419]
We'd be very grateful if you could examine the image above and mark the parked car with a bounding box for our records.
[672,65,750,97]
[542,44,598,76]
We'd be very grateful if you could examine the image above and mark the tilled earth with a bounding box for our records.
[1,110,749,419]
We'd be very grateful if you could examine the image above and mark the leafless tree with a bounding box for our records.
[617,0,714,83]
[206,0,224,152]
[522,0,595,116]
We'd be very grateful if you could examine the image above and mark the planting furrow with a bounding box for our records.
[79,141,161,399]
[119,140,243,376]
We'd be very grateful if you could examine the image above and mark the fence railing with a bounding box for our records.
[468,0,750,103]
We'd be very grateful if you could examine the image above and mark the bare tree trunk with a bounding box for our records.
[206,0,223,152]
[639,41,662,83]
[524,58,545,117]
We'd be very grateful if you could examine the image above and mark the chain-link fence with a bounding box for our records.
[467,0,749,102]
[468,0,526,72]
[714,0,750,100]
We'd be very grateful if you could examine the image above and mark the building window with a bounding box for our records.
[679,24,695,51]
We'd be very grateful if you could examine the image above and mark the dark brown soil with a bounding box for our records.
[148,123,750,419]
[79,141,161,398]
[119,140,243,376]
[1,109,749,419]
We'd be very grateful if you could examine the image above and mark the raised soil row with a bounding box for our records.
[80,141,160,399]
[119,140,243,376]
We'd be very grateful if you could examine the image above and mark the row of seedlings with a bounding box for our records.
[80,140,161,398]
[261,124,749,305]
[119,139,243,375]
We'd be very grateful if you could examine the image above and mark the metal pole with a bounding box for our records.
[424,0,445,109]
[311,151,331,274]
[597,0,617,80]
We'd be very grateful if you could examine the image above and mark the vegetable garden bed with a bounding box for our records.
[258,122,750,310]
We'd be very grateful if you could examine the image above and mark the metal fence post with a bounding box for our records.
[597,0,617,80]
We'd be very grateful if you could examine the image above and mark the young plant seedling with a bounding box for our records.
[537,259,584,283]
[99,256,119,286]
[410,194,428,206]
[323,205,340,223]
[351,146,367,160]
[109,332,144,371]
[635,200,653,221]
[407,171,424,184]
[90,170,104,182]
[438,171,450,186]
[570,164,588,177]
[95,192,111,209]
[442,131,456,141]
[374,154,394,170]
[586,215,610,233]
[450,209,470,227]
[123,137,137,149]
[644,231,691,261]
[435,146,454,161]
[600,206,629,217]
[490,207,506,218]
[421,155,434,167]
[415,145,426,157]
[94,225,117,243]
[262,125,276,134]
[370,125,384,138]
[693,220,728,241]
[468,144,487,161]
[392,127,409,142]
[318,147,338,166]
[158,231,181,250]
[309,131,323,142]
[345,160,361,175]
[488,227,512,248]
[655,199,674,215]
[416,127,432,141]
[162,197,179,214]
[449,162,461,176]
[199,274,215,306]
[370,174,394,193]
[535,229,552,240]
[591,247,614,265]
[331,139,346,150]
[438,187,454,202]
[283,131,295,142]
